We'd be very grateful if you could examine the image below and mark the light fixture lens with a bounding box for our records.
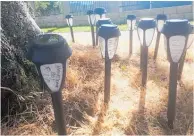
[69,18,73,26]
[157,20,165,32]
[99,36,119,59]
[87,15,92,25]
[127,20,136,30]
[99,36,105,58]
[40,63,63,92]
[145,28,155,46]
[187,34,194,48]
[90,14,96,25]
[108,37,119,59]
[169,35,186,62]
[132,20,136,30]
[66,19,69,26]
[127,20,131,27]
[137,28,144,46]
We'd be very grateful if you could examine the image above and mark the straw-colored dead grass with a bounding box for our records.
[1,38,193,135]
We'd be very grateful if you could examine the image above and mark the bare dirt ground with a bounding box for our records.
[2,31,193,135]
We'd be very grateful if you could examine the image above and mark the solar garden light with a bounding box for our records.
[161,19,191,129]
[95,18,112,45]
[98,24,121,103]
[153,14,167,60]
[178,24,194,80]
[137,18,156,87]
[87,10,96,47]
[94,7,106,21]
[66,14,75,42]
[127,15,136,56]
[27,33,72,135]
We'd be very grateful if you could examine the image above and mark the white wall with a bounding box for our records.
[35,5,194,28]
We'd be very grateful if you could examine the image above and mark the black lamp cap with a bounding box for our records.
[94,7,106,15]
[138,18,156,30]
[87,10,94,15]
[98,24,121,39]
[28,33,72,64]
[161,19,191,37]
[65,14,73,19]
[156,14,167,20]
[127,15,136,20]
[31,33,64,48]
[96,18,112,27]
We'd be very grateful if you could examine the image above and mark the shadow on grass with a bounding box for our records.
[92,103,109,135]
[153,87,193,135]
[126,49,193,135]
[125,87,149,135]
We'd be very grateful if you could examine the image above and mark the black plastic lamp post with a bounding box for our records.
[87,10,96,47]
[178,25,194,80]
[137,18,156,86]
[153,14,167,59]
[98,24,121,103]
[161,19,191,128]
[66,14,75,42]
[127,15,136,56]
[95,18,112,45]
[28,34,72,135]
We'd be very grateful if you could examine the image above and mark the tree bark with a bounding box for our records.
[1,1,41,117]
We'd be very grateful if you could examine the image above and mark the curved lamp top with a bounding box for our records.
[28,33,72,64]
[94,7,106,15]
[87,10,94,15]
[156,14,167,20]
[65,14,73,19]
[161,19,191,37]
[138,18,156,30]
[127,15,136,20]
[98,24,121,39]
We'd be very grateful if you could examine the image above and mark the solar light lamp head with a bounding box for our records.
[98,24,121,59]
[137,18,156,46]
[65,14,73,26]
[127,15,136,30]
[87,10,95,25]
[28,34,72,93]
[161,19,191,63]
[156,14,167,32]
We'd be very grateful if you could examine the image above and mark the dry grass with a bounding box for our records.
[1,33,193,135]
[1,44,105,135]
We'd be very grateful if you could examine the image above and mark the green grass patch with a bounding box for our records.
[41,24,128,33]
[190,21,194,25]
[41,26,91,33]
[41,21,194,33]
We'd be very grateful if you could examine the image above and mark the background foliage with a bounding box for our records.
[35,1,61,16]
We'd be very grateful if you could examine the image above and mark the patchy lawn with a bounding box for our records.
[2,31,193,135]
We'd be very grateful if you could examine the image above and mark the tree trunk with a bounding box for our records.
[1,1,41,118]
